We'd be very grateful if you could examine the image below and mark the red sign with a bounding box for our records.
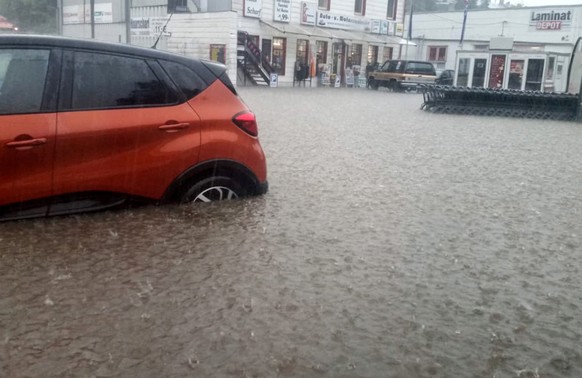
[536,21,562,30]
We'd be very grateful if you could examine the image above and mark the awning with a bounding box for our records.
[258,20,410,46]
[259,20,334,40]
[324,28,369,44]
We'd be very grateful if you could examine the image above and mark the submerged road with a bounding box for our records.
[1,87,581,377]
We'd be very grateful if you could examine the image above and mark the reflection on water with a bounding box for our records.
[1,88,582,377]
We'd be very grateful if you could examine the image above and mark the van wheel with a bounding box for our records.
[370,79,379,90]
[181,176,247,203]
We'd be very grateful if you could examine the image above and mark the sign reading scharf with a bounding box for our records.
[244,0,263,18]
[529,8,573,31]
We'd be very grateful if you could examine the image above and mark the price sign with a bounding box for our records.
[274,0,291,23]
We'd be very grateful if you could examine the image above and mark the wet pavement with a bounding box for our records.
[1,87,582,378]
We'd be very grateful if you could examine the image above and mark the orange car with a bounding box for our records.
[0,35,267,221]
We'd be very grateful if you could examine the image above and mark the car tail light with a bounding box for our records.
[232,111,258,137]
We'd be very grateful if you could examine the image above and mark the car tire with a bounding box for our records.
[181,176,247,203]
[370,79,379,90]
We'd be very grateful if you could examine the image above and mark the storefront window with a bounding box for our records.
[348,44,362,68]
[508,60,524,90]
[525,59,544,91]
[383,46,393,63]
[488,54,506,88]
[319,0,330,10]
[367,45,378,65]
[272,37,286,75]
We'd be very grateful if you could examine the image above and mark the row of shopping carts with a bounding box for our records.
[421,86,580,121]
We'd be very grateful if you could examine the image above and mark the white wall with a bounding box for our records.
[405,5,581,69]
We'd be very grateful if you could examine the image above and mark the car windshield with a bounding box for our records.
[2,1,582,378]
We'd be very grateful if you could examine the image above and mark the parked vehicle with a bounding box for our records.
[368,60,437,91]
[0,35,268,221]
[435,69,455,85]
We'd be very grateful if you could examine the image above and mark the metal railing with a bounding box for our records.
[421,86,579,121]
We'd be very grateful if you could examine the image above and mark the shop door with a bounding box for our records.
[262,39,272,65]
[525,59,544,91]
[457,58,470,87]
[296,39,309,65]
[471,59,487,88]
[508,60,524,90]
[332,42,341,75]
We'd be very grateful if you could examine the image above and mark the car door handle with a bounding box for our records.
[159,122,190,132]
[5,138,47,148]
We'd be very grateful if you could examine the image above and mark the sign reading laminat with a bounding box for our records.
[244,0,263,18]
[529,8,572,31]
[274,0,291,23]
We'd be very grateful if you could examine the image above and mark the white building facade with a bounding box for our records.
[404,5,582,92]
[60,0,410,87]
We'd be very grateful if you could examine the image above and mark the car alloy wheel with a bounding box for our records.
[193,186,238,202]
[181,176,246,204]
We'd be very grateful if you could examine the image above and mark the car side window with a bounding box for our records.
[0,49,50,115]
[405,62,417,73]
[387,61,399,72]
[72,51,178,110]
[160,60,207,100]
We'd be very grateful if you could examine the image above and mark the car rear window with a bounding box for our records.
[405,62,436,75]
[160,60,208,100]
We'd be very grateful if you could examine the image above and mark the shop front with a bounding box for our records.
[455,50,570,92]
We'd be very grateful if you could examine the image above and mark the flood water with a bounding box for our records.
[1,88,581,377]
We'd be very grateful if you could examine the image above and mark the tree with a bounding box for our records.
[413,0,439,12]
[454,0,478,10]
[0,0,58,34]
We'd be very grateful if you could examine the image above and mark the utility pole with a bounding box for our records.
[90,0,95,39]
[125,0,131,44]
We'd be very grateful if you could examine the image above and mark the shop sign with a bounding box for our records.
[210,44,226,64]
[529,8,572,31]
[300,2,316,26]
[244,0,263,18]
[64,3,113,24]
[274,0,291,23]
[370,20,395,36]
[316,11,370,31]
[63,5,84,24]
[270,73,279,87]
[130,17,171,37]
[396,23,404,34]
